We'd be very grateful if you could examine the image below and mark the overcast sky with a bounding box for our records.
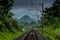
[11,0,54,20]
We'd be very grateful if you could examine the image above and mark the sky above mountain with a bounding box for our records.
[11,0,54,20]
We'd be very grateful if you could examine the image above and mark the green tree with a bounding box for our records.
[42,0,60,28]
[0,0,14,33]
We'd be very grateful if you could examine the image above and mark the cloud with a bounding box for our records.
[11,8,41,19]
[12,0,54,9]
[11,0,54,20]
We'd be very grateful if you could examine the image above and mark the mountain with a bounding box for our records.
[19,15,35,24]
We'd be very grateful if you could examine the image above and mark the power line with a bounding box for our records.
[32,3,44,34]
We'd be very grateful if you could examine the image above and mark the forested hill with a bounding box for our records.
[20,15,35,24]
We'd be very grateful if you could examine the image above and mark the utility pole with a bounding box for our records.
[32,3,44,34]
[41,3,44,34]
[31,0,34,19]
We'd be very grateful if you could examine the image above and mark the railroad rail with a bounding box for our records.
[14,28,49,40]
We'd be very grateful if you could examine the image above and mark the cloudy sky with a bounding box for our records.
[11,0,54,20]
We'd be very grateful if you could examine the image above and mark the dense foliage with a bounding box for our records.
[40,0,60,40]
[0,0,21,33]
[42,0,60,28]
[0,0,25,40]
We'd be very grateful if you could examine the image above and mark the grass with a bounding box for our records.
[38,26,60,40]
[0,29,26,40]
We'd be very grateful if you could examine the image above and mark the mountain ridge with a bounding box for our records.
[19,15,35,24]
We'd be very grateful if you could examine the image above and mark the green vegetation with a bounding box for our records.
[39,26,59,40]
[0,29,25,40]
[0,0,60,40]
[39,0,60,40]
[0,0,26,40]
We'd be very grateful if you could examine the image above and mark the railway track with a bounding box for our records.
[14,28,49,40]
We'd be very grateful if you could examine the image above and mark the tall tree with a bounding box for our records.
[42,0,60,27]
[0,0,14,33]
